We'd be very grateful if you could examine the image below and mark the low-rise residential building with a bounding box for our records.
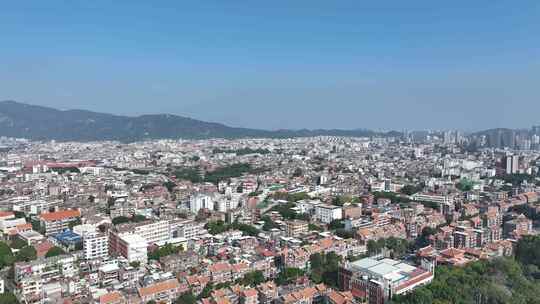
[138,279,183,304]
[286,220,309,237]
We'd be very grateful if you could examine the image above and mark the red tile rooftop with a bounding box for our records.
[39,209,80,222]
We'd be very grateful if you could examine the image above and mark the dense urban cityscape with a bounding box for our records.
[2,2,539,304]
[1,127,540,303]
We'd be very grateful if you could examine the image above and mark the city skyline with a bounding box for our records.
[1,1,539,131]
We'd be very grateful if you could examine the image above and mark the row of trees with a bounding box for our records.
[212,148,270,155]
[269,191,310,203]
[173,163,268,185]
[111,214,147,225]
[148,243,184,261]
[366,237,411,258]
[205,220,260,237]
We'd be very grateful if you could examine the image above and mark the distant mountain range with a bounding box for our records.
[0,101,401,142]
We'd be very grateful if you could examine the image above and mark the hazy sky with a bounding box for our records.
[1,1,539,131]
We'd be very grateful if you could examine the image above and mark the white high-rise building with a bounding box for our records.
[190,193,214,213]
[215,195,240,212]
[503,154,520,174]
[82,232,109,260]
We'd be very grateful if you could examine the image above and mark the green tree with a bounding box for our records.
[10,236,27,250]
[292,168,303,177]
[132,214,147,222]
[275,268,304,285]
[309,252,341,288]
[163,181,176,193]
[148,243,183,260]
[68,218,82,229]
[400,184,423,196]
[198,282,214,299]
[367,239,382,255]
[328,220,344,230]
[206,220,229,235]
[516,235,540,267]
[240,271,265,286]
[415,227,437,249]
[112,216,130,225]
[176,292,197,304]
[45,246,65,258]
[334,229,354,239]
[0,292,20,304]
[204,163,254,184]
[456,179,473,192]
[308,223,323,232]
[231,222,260,237]
[0,242,15,269]
[261,216,279,231]
[15,246,37,262]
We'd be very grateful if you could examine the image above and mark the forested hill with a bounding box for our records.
[391,235,540,304]
[0,101,400,142]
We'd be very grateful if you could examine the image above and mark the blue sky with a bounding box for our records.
[1,1,539,131]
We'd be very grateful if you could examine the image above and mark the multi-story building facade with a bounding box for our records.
[339,257,434,304]
[117,234,148,264]
[315,205,342,224]
[82,231,109,260]
[286,220,308,237]
[14,254,78,302]
[190,193,215,214]
[38,209,81,236]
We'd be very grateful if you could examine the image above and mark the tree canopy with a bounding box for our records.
[275,267,305,286]
[393,236,540,304]
[45,246,66,258]
[309,252,341,288]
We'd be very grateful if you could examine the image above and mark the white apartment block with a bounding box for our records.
[133,220,170,244]
[12,199,62,215]
[411,193,455,205]
[83,232,109,260]
[315,204,343,224]
[216,197,240,213]
[170,219,206,239]
[0,217,26,234]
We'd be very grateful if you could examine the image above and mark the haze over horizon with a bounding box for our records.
[1,1,539,131]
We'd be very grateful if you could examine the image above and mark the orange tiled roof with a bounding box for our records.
[39,210,81,222]
[243,289,258,298]
[232,263,249,272]
[209,262,231,273]
[138,279,180,297]
[0,211,15,218]
[100,291,125,304]
[214,297,231,304]
[16,223,32,231]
